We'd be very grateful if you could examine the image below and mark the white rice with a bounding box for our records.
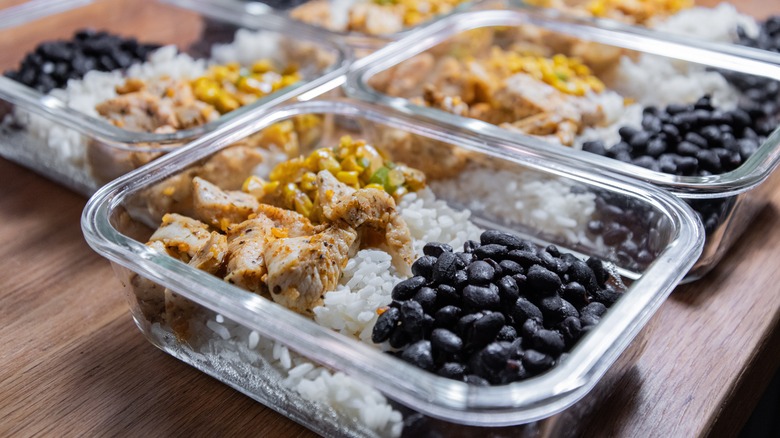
[608,54,741,108]
[652,3,760,43]
[430,167,597,244]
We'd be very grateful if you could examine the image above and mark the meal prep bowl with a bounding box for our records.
[345,9,780,281]
[0,0,348,195]
[82,99,703,436]
[169,0,489,53]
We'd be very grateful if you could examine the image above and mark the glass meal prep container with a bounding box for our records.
[345,9,780,281]
[0,0,349,196]
[82,99,702,437]
[169,0,489,53]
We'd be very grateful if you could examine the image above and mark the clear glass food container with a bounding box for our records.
[169,0,489,53]
[0,0,349,195]
[345,9,780,281]
[82,99,703,437]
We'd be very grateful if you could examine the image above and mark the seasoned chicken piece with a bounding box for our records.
[368,53,435,97]
[224,206,317,295]
[142,145,266,221]
[96,91,178,132]
[349,2,404,35]
[130,240,171,322]
[493,73,581,121]
[317,170,414,275]
[255,203,319,236]
[198,145,266,191]
[192,177,260,231]
[264,224,358,315]
[165,230,228,341]
[224,215,275,295]
[188,231,228,275]
[148,213,213,262]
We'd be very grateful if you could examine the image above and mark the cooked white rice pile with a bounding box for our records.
[8,30,281,191]
[430,166,597,245]
[652,3,759,43]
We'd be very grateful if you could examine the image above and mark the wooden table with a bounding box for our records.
[1,1,779,437]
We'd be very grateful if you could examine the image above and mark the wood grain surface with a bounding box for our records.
[0,1,779,437]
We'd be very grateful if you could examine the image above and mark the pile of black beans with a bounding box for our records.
[719,16,780,118]
[5,29,160,93]
[371,230,622,386]
[586,190,658,269]
[582,95,774,177]
[737,16,780,53]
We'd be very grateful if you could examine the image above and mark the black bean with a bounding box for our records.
[411,255,437,278]
[537,249,560,273]
[414,287,438,314]
[558,316,583,346]
[480,230,527,249]
[400,300,425,334]
[512,297,543,325]
[539,295,565,324]
[646,138,667,157]
[497,275,520,307]
[567,260,599,292]
[467,260,495,285]
[522,349,554,374]
[423,242,453,257]
[658,153,678,173]
[432,251,459,284]
[561,282,589,309]
[389,327,411,348]
[431,328,463,353]
[453,269,469,291]
[438,362,466,379]
[591,286,621,306]
[392,276,427,301]
[674,155,698,175]
[521,318,543,338]
[462,284,501,310]
[666,103,688,115]
[581,302,608,318]
[469,312,506,347]
[402,340,434,370]
[580,313,601,328]
[480,342,513,369]
[434,305,462,328]
[738,138,759,161]
[474,244,508,260]
[696,149,722,173]
[507,249,542,267]
[372,307,400,343]
[436,284,459,307]
[498,260,524,276]
[586,257,609,286]
[633,155,658,170]
[456,313,481,337]
[496,325,518,342]
[463,240,480,253]
[629,131,652,150]
[531,329,565,356]
[618,125,640,141]
[583,140,607,155]
[526,264,562,294]
[458,252,476,266]
[602,223,630,246]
